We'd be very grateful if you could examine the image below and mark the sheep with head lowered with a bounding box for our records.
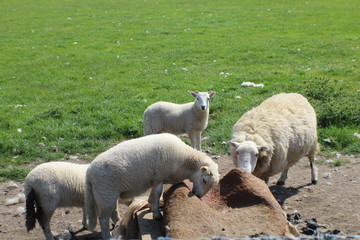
[229,93,319,185]
[85,133,220,240]
[143,91,216,150]
[24,161,120,240]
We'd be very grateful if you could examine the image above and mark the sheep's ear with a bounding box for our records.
[209,91,216,98]
[190,91,197,98]
[258,146,268,157]
[228,141,240,148]
[200,166,209,173]
[257,146,267,152]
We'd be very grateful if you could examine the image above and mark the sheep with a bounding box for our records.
[229,93,319,186]
[143,91,216,150]
[85,133,220,240]
[24,161,120,240]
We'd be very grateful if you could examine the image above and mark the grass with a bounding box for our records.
[0,0,359,181]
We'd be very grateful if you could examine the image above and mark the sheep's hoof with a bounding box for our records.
[312,179,318,185]
[67,227,75,235]
[276,181,285,186]
[154,214,163,221]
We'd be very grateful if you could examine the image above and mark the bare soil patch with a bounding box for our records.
[0,154,359,239]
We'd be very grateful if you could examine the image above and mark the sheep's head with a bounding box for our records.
[229,140,267,173]
[190,91,216,111]
[190,163,219,198]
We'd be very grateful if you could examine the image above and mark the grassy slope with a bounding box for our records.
[0,0,359,180]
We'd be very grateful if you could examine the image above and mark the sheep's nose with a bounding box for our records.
[201,106,206,110]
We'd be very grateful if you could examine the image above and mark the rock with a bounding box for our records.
[5,197,19,206]
[163,169,300,239]
[5,193,26,206]
[6,181,19,190]
[17,193,25,203]
[38,142,46,148]
[323,172,331,179]
[69,155,78,160]
[325,159,334,164]
[16,206,25,214]
[302,218,326,236]
[13,206,25,217]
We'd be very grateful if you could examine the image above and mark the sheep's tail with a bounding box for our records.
[85,179,97,231]
[143,112,161,135]
[25,187,37,231]
[143,119,153,135]
[315,141,320,154]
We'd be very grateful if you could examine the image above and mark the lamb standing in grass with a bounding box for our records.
[24,162,120,240]
[229,93,319,185]
[85,133,220,240]
[143,91,216,150]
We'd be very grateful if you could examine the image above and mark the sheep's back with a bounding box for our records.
[25,162,89,207]
[144,102,193,134]
[87,134,199,191]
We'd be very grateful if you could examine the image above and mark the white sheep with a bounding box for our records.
[143,91,216,150]
[229,93,319,185]
[24,161,120,240]
[85,133,219,240]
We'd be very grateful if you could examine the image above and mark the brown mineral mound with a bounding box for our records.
[163,168,299,239]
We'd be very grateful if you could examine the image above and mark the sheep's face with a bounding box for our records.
[191,164,219,198]
[229,141,267,173]
[191,91,216,111]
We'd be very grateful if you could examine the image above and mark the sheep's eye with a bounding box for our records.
[255,153,259,157]
[203,178,207,184]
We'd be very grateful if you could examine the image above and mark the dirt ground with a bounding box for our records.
[0,154,359,240]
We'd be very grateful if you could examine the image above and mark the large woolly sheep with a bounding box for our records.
[24,161,120,240]
[85,133,219,240]
[143,91,216,150]
[229,93,319,185]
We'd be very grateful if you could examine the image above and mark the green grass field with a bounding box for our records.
[0,0,359,181]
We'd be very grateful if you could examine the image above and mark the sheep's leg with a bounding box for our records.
[99,212,111,240]
[277,169,288,186]
[188,132,202,151]
[94,192,119,240]
[98,203,118,240]
[110,199,120,224]
[195,132,202,151]
[38,209,55,240]
[81,207,87,230]
[148,183,163,220]
[188,132,197,150]
[309,156,318,184]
